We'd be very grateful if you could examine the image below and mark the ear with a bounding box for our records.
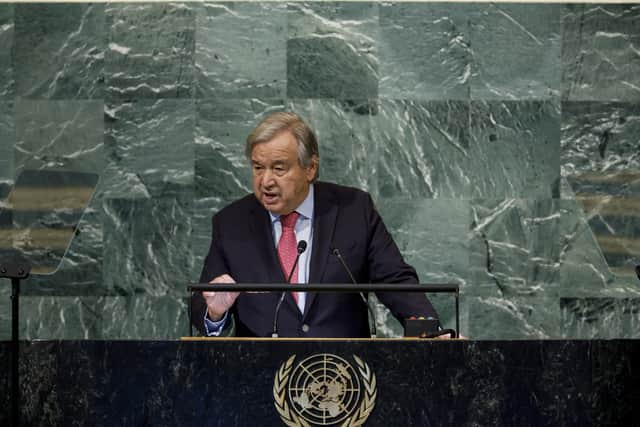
[305,155,319,182]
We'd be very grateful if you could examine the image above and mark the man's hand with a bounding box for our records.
[435,332,467,340]
[203,274,240,321]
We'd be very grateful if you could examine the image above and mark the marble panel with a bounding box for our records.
[195,2,286,98]
[555,199,622,296]
[13,3,104,99]
[0,101,13,181]
[192,197,228,281]
[562,101,640,277]
[375,99,471,199]
[563,4,640,101]
[287,99,377,193]
[379,2,471,100]
[470,199,616,299]
[373,198,469,336]
[370,286,462,338]
[369,292,461,337]
[378,198,470,288]
[0,4,13,99]
[575,196,640,279]
[14,100,104,176]
[287,2,378,99]
[105,2,195,99]
[19,296,102,339]
[103,99,195,199]
[469,100,561,199]
[16,295,189,340]
[562,101,640,194]
[466,295,561,339]
[470,3,561,100]
[102,195,194,298]
[368,293,401,338]
[195,98,280,200]
[561,297,640,339]
[98,295,189,339]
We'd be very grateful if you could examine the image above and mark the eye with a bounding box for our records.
[252,164,264,172]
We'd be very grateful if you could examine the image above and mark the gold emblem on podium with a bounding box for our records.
[273,353,377,427]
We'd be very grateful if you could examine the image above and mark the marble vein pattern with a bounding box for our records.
[0,4,14,99]
[195,98,280,201]
[561,297,640,338]
[102,195,194,298]
[13,3,104,100]
[0,2,638,340]
[288,98,378,193]
[105,2,195,99]
[379,2,472,100]
[196,2,287,98]
[14,100,104,175]
[0,101,13,181]
[563,4,640,101]
[287,2,378,99]
[469,3,561,100]
[103,99,195,199]
[469,100,561,198]
[375,99,471,198]
[562,101,640,278]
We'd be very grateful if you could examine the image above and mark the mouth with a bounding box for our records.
[262,191,279,205]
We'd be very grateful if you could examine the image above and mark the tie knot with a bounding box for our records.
[280,211,299,229]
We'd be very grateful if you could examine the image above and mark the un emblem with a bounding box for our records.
[273,353,377,427]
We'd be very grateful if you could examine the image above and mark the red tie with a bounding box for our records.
[277,212,300,302]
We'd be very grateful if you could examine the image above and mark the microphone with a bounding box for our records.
[332,248,377,338]
[272,240,307,338]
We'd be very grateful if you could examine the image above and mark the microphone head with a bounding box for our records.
[297,240,307,254]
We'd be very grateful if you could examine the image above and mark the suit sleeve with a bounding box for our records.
[364,194,439,323]
[190,214,232,336]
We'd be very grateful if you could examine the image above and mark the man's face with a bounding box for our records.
[251,131,317,215]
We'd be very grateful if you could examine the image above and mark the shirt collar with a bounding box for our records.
[269,183,314,224]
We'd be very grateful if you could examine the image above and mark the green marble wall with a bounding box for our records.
[0,2,639,339]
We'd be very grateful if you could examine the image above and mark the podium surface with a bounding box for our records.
[1,339,638,426]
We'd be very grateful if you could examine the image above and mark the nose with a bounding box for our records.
[261,169,275,188]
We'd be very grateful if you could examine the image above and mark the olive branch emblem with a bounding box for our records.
[273,355,311,427]
[273,354,377,427]
[340,355,376,427]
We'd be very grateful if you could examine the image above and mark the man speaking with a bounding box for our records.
[191,112,439,337]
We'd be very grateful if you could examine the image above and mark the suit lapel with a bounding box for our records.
[250,198,301,317]
[304,183,338,318]
[249,199,284,284]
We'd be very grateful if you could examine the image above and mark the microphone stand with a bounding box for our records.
[332,248,377,338]
[272,241,307,338]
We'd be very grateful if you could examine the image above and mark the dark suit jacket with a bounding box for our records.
[192,182,438,337]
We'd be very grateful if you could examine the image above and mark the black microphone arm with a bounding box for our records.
[272,240,307,338]
[332,248,377,338]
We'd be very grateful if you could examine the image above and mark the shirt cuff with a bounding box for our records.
[204,311,228,336]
